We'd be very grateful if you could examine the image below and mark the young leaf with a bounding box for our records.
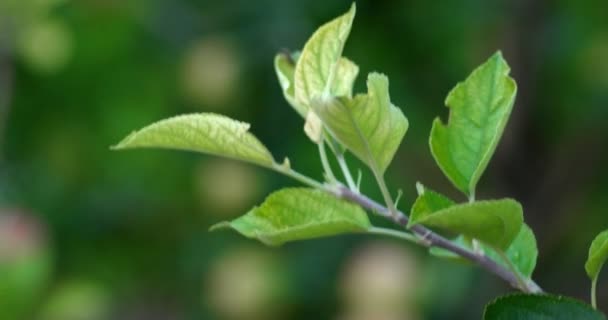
[294,3,359,108]
[112,113,275,167]
[484,294,606,320]
[275,52,347,153]
[210,188,371,246]
[430,51,517,197]
[409,182,455,228]
[586,229,608,284]
[313,73,408,174]
[485,224,538,278]
[274,51,305,117]
[408,198,523,250]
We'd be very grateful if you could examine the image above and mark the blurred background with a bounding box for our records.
[1,0,607,319]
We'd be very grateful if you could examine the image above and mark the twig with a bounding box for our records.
[335,185,544,294]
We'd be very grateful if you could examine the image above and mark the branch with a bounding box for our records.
[334,185,543,294]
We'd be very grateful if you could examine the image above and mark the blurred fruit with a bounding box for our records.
[17,19,72,74]
[205,246,287,320]
[339,241,421,320]
[0,209,52,320]
[181,37,241,109]
[38,280,111,320]
[195,160,264,217]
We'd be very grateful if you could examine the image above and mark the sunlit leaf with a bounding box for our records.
[484,294,606,320]
[409,198,523,250]
[275,52,347,152]
[430,51,517,197]
[274,51,305,117]
[294,3,358,108]
[313,73,408,174]
[211,188,371,246]
[112,113,275,167]
[586,229,608,283]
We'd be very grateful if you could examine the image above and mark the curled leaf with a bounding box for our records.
[313,73,408,174]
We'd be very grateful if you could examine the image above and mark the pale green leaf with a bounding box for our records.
[430,51,517,197]
[275,52,348,152]
[274,51,306,117]
[294,3,359,108]
[586,229,608,282]
[485,224,538,278]
[276,53,358,117]
[484,294,606,320]
[304,111,323,143]
[312,73,408,174]
[408,198,523,250]
[210,188,371,246]
[112,113,275,167]
[331,57,359,98]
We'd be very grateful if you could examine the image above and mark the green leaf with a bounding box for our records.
[409,183,455,228]
[485,224,538,278]
[275,52,347,153]
[210,188,371,246]
[411,184,463,260]
[586,229,608,283]
[429,224,538,279]
[312,73,408,174]
[112,113,275,167]
[429,235,471,261]
[294,3,359,108]
[430,51,517,197]
[274,51,305,117]
[409,198,523,250]
[484,294,606,320]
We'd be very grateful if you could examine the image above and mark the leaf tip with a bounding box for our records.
[110,131,138,150]
[209,222,232,232]
[367,71,388,85]
[415,182,425,196]
[280,157,291,169]
[349,2,357,17]
[488,50,511,73]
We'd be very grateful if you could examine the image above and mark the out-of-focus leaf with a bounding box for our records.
[483,294,606,320]
[211,188,371,246]
[313,73,408,174]
[586,229,608,283]
[112,113,275,167]
[430,51,516,197]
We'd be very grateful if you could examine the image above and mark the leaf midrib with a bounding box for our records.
[447,59,504,194]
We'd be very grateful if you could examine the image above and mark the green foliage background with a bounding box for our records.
[1,0,607,319]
